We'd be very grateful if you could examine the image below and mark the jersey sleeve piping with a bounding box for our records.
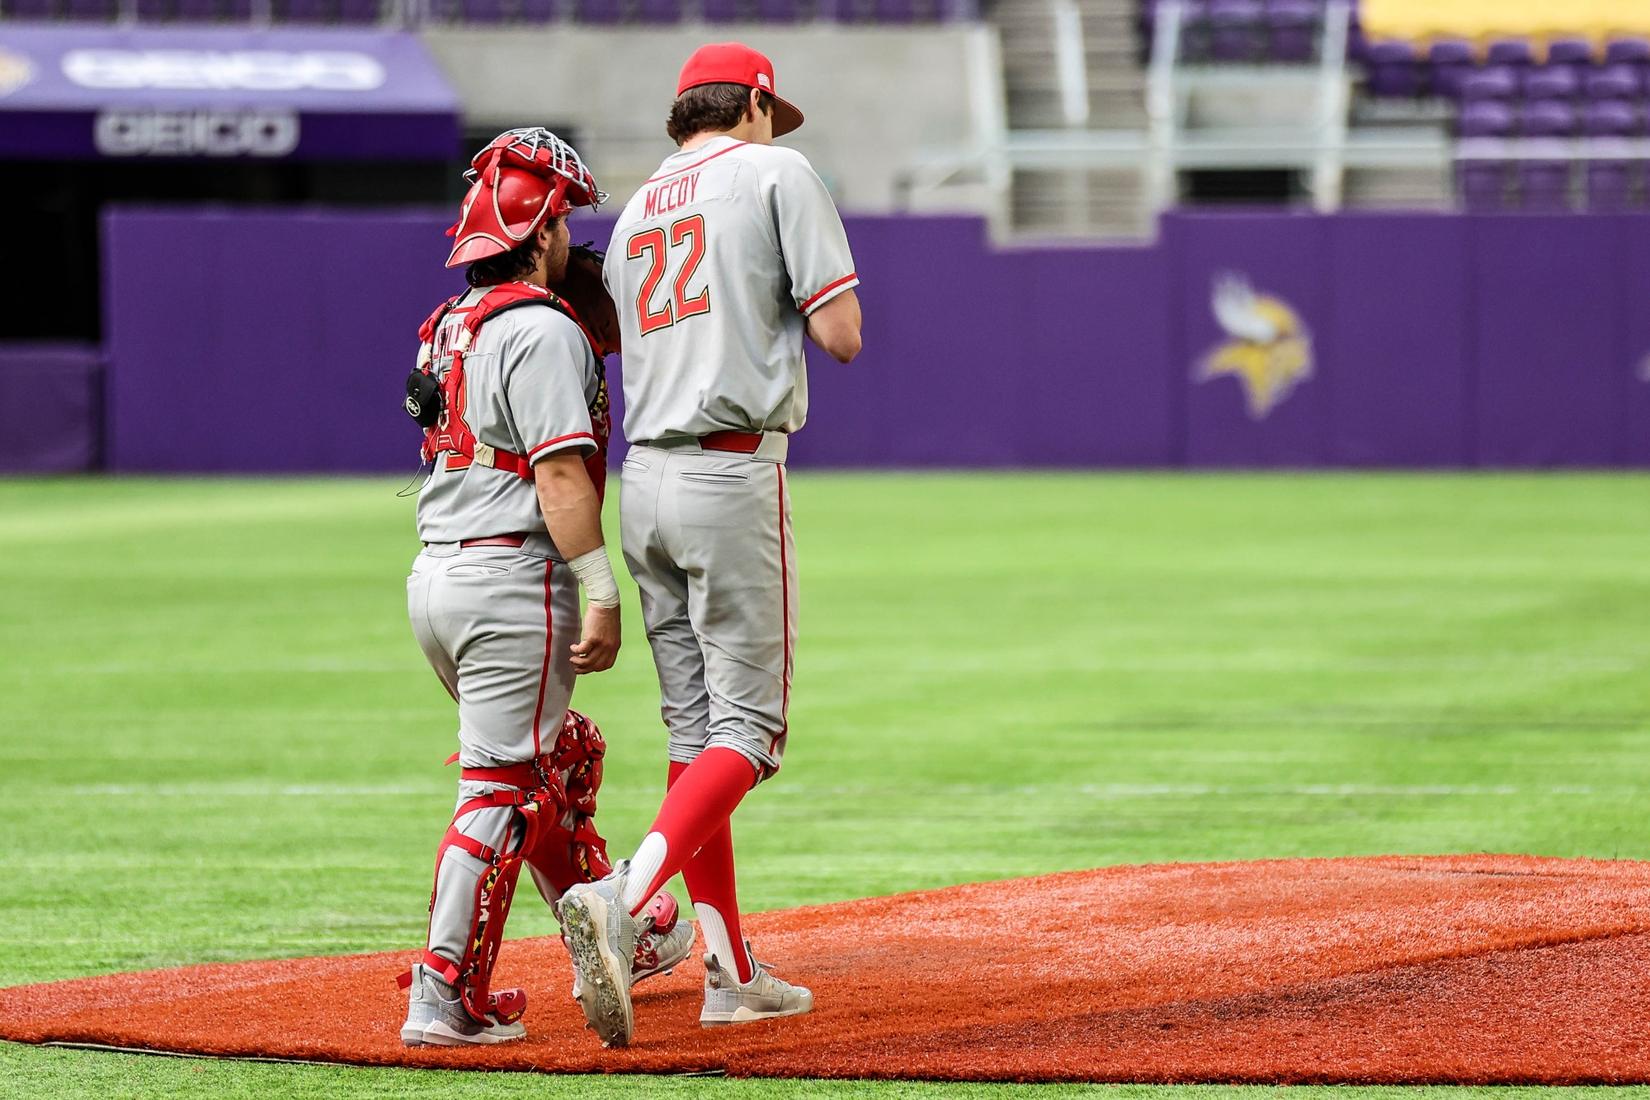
[528,431,598,462]
[799,272,859,314]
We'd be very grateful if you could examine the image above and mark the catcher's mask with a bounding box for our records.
[445,127,607,269]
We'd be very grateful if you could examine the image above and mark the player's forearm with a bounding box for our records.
[805,289,862,364]
[533,455,620,608]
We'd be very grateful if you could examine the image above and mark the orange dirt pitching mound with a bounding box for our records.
[5,855,1650,1084]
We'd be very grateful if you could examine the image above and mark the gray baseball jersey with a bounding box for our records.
[603,136,858,443]
[608,137,857,781]
[415,289,602,545]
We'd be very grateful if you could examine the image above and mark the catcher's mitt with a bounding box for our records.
[556,244,620,358]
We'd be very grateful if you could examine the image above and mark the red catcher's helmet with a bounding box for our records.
[445,127,607,269]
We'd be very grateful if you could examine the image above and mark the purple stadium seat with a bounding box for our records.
[279,0,330,21]
[1522,66,1579,102]
[337,0,377,20]
[1459,162,1509,211]
[1518,102,1576,211]
[1518,158,1573,210]
[3,0,54,16]
[1522,100,1577,137]
[1207,0,1264,62]
[1582,103,1642,211]
[1458,99,1515,138]
[634,0,681,21]
[817,0,864,19]
[1586,65,1642,100]
[1485,38,1535,69]
[574,0,622,22]
[700,0,740,18]
[1585,162,1636,212]
[1546,37,1594,71]
[1583,99,1640,136]
[1604,38,1650,68]
[1265,0,1317,63]
[1364,40,1420,97]
[134,0,171,18]
[1168,1,1213,62]
[871,0,916,22]
[1427,39,1475,98]
[1459,66,1518,102]
[222,0,251,17]
[462,0,504,21]
[175,0,216,17]
[516,0,553,19]
[63,0,112,18]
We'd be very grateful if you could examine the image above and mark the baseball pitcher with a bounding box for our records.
[398,128,693,1047]
[559,44,862,1047]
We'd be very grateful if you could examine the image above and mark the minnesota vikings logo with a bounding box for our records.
[1197,274,1313,419]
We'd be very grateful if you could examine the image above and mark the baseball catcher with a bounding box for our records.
[398,127,692,1047]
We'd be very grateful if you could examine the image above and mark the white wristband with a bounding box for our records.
[567,547,621,609]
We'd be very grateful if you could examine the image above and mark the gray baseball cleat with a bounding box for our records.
[633,911,696,984]
[564,894,695,999]
[399,963,527,1047]
[559,861,640,1047]
[699,941,814,1027]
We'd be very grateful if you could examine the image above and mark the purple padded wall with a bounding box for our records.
[0,344,102,473]
[1618,218,1650,465]
[1324,215,1474,465]
[105,210,456,473]
[101,207,1650,471]
[1471,216,1627,465]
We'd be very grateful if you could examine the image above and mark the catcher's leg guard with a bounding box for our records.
[401,784,556,1027]
[523,709,616,902]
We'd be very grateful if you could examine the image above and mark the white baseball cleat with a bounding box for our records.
[559,862,640,1047]
[698,941,813,1026]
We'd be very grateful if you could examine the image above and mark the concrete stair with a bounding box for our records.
[988,0,1153,238]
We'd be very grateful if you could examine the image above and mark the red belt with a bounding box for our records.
[459,533,530,549]
[700,431,764,454]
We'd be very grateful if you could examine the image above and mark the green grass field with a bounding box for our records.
[2,473,1648,1099]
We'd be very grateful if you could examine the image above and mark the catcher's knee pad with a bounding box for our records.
[401,776,567,1025]
[523,709,616,900]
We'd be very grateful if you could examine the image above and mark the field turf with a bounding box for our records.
[2,473,1647,1098]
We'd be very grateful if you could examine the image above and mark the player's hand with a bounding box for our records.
[571,603,620,674]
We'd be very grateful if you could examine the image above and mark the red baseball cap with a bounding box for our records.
[676,42,804,137]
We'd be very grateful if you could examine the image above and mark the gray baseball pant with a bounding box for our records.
[619,434,795,781]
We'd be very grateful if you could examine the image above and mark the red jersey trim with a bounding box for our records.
[528,431,598,460]
[642,141,748,184]
[799,272,858,314]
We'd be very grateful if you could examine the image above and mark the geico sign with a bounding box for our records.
[64,49,384,91]
[95,110,301,156]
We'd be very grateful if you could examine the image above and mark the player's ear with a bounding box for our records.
[747,86,761,123]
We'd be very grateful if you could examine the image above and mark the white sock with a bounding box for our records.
[694,902,750,983]
[622,831,668,913]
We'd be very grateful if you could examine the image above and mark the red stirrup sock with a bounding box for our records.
[663,759,755,981]
[682,821,753,982]
[621,746,756,915]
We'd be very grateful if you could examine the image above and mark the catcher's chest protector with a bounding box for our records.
[414,281,611,493]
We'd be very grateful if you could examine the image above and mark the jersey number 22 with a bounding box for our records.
[627,215,710,336]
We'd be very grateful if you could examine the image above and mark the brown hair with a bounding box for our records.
[465,215,563,288]
[666,83,774,145]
